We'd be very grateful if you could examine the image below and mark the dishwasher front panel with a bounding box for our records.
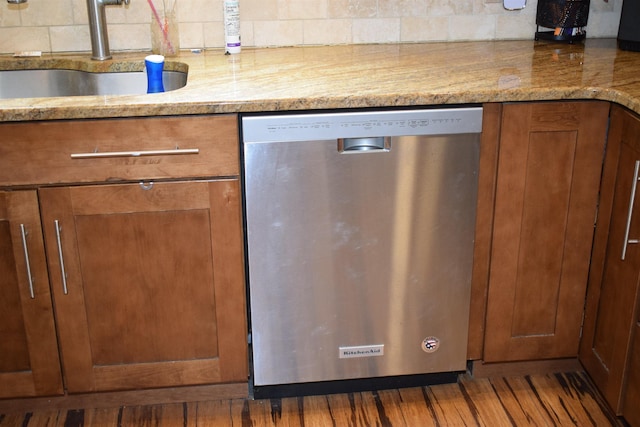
[243,109,481,388]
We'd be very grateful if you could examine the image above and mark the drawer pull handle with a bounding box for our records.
[20,224,35,299]
[140,181,154,190]
[70,148,199,159]
[54,220,69,295]
[622,160,640,261]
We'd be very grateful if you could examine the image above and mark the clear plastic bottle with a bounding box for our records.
[223,0,241,54]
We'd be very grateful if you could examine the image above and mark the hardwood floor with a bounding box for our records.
[0,372,624,426]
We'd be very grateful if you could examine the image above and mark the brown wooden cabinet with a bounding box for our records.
[580,105,640,420]
[483,101,609,362]
[0,191,64,399]
[0,115,248,398]
[622,321,640,426]
[39,179,247,393]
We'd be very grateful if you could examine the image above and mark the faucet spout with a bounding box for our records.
[7,0,28,3]
[86,0,130,60]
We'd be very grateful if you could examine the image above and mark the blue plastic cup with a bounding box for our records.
[145,54,165,93]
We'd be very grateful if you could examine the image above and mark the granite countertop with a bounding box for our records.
[0,38,639,122]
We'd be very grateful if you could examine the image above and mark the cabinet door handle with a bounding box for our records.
[70,148,199,159]
[19,224,35,299]
[622,160,640,261]
[54,220,69,295]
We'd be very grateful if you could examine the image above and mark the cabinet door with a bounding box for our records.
[39,180,247,393]
[484,101,609,362]
[622,322,640,426]
[580,105,640,414]
[0,191,63,398]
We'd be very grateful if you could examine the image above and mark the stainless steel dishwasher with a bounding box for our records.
[242,107,483,398]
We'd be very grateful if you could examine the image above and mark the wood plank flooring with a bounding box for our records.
[0,372,624,426]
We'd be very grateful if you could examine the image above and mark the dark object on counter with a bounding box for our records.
[535,0,590,43]
[618,0,640,52]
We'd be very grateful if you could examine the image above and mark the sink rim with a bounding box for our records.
[0,57,189,99]
[0,56,189,74]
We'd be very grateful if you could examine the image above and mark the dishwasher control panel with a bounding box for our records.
[242,107,483,143]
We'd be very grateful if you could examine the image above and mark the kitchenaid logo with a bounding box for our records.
[339,344,384,359]
[343,349,381,356]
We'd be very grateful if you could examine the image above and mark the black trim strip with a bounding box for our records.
[252,372,461,400]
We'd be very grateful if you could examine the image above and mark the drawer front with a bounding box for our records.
[0,115,239,186]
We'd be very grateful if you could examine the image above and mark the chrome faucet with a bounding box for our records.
[7,0,28,3]
[87,0,130,60]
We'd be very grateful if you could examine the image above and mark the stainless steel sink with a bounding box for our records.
[0,68,187,99]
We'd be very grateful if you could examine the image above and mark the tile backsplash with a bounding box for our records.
[0,0,622,55]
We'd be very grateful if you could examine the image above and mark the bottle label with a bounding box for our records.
[224,1,241,53]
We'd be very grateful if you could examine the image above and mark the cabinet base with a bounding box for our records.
[470,358,583,378]
[0,382,248,413]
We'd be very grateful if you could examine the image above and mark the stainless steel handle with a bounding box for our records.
[54,220,69,295]
[338,137,390,152]
[71,148,199,159]
[20,224,35,299]
[622,160,640,261]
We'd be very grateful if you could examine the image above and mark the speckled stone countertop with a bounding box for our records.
[0,38,639,122]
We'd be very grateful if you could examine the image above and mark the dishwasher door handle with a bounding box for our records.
[339,137,390,152]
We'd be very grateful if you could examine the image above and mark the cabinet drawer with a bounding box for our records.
[0,115,239,186]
